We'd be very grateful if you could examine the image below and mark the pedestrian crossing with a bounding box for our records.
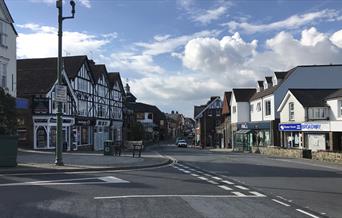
[172,162,266,198]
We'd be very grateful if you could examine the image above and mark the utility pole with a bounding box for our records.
[55,0,76,166]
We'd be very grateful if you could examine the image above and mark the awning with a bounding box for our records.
[236,129,252,134]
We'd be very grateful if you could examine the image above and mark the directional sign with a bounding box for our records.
[278,123,301,131]
[54,85,67,103]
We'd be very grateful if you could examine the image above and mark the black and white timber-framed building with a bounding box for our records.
[17,55,124,151]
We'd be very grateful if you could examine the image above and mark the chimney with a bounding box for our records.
[176,111,178,114]
[125,83,130,93]
[89,59,95,65]
[171,110,174,114]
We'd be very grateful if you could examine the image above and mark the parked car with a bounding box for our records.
[177,139,188,148]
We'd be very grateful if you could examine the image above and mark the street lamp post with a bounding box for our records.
[55,0,76,166]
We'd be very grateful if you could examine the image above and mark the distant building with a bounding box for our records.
[165,111,184,139]
[220,91,232,148]
[0,0,17,97]
[194,96,223,148]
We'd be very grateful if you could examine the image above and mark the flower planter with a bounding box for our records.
[0,135,18,167]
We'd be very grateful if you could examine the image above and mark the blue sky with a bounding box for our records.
[6,0,342,117]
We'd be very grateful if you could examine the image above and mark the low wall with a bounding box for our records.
[252,146,302,158]
[312,151,342,164]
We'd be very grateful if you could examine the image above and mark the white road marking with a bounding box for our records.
[203,174,211,177]
[190,173,199,177]
[235,185,249,190]
[272,199,290,207]
[211,176,222,180]
[218,185,232,191]
[198,176,208,181]
[94,194,263,200]
[296,209,320,218]
[221,180,234,185]
[249,191,266,197]
[232,192,247,197]
[0,176,129,187]
[207,180,219,185]
[183,170,191,173]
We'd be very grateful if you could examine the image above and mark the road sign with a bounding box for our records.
[54,85,67,103]
[278,123,301,131]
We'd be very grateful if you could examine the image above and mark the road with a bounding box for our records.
[0,144,341,218]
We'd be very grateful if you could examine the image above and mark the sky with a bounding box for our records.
[6,0,342,117]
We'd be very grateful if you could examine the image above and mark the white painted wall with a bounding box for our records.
[326,98,342,121]
[238,102,250,122]
[250,99,262,122]
[230,93,238,124]
[0,6,16,97]
[279,92,306,123]
[263,95,275,121]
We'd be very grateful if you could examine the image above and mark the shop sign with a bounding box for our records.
[301,123,330,132]
[238,122,270,130]
[278,123,301,131]
[32,97,49,114]
[75,118,93,126]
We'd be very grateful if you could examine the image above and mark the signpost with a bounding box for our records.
[54,85,67,103]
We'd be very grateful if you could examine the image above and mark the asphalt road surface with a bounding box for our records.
[1,144,341,218]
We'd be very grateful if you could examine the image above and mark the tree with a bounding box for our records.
[128,121,144,141]
[0,88,17,135]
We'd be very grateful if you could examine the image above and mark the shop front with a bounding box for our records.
[235,122,272,149]
[33,116,75,150]
[302,122,330,151]
[94,119,111,151]
[279,123,302,148]
[73,117,95,150]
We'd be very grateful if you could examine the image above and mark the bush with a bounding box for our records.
[0,88,17,135]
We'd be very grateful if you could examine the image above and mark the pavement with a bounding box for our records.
[0,146,172,174]
[1,143,341,218]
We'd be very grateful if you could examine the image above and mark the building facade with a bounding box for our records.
[0,0,17,97]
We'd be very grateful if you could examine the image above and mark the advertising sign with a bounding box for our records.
[301,123,330,132]
[278,123,301,131]
[32,97,49,114]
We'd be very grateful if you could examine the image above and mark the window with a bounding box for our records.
[147,113,153,119]
[0,63,7,89]
[265,100,271,116]
[308,107,328,120]
[289,102,294,121]
[0,21,7,47]
[256,102,261,112]
[339,100,342,117]
[78,100,88,116]
[136,113,144,120]
[250,104,254,112]
[232,106,236,113]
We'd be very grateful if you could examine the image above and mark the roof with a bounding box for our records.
[222,91,232,115]
[108,72,125,92]
[274,71,287,79]
[127,102,165,120]
[194,96,221,119]
[194,105,206,118]
[232,89,256,102]
[265,76,272,83]
[17,56,89,96]
[290,89,338,107]
[91,64,108,82]
[1,0,17,35]
[326,89,342,100]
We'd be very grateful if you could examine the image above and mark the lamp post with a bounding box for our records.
[55,0,76,166]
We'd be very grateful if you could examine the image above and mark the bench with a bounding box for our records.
[126,141,143,158]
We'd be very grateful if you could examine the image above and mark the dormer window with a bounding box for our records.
[273,76,277,86]
[264,81,268,89]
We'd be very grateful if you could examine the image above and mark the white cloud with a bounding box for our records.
[226,9,338,34]
[193,6,227,25]
[135,30,220,56]
[177,0,230,25]
[30,0,91,8]
[330,29,342,48]
[17,23,110,58]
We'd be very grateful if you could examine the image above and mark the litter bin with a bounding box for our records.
[104,140,113,155]
[302,149,312,159]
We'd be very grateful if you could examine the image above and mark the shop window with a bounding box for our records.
[289,102,294,121]
[265,100,271,116]
[37,127,47,148]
